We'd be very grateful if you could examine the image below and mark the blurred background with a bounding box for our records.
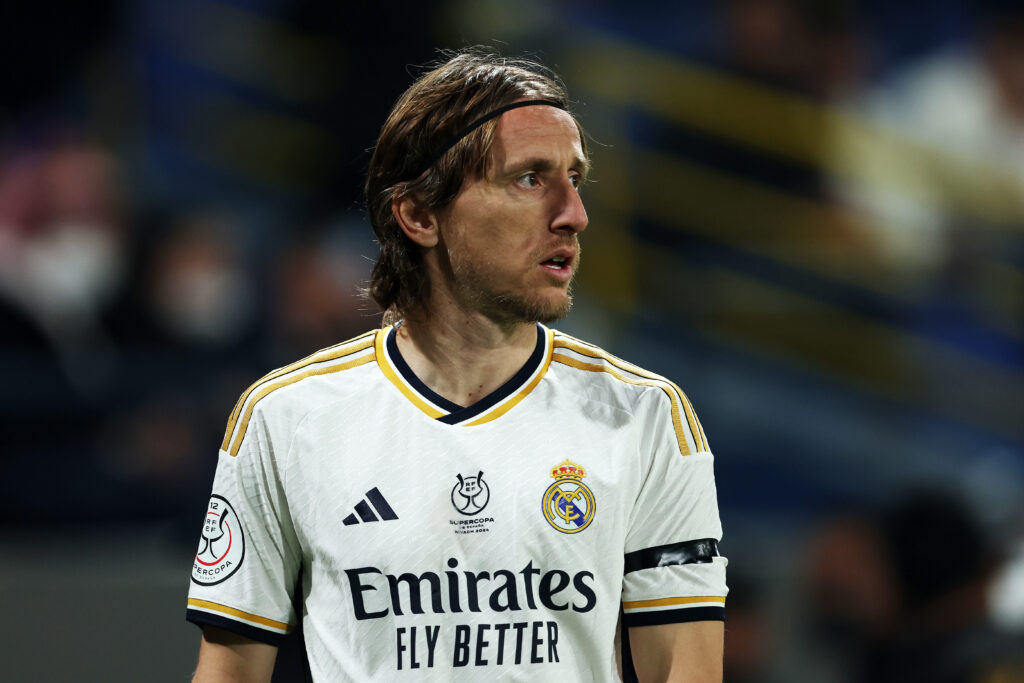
[2,0,1023,680]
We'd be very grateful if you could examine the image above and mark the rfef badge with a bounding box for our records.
[542,459,595,534]
[191,494,245,585]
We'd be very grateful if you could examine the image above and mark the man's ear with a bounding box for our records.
[392,194,439,248]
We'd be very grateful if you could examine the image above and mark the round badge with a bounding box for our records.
[191,494,245,585]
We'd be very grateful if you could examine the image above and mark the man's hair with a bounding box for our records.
[364,48,585,324]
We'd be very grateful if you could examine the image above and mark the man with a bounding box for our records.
[187,49,727,682]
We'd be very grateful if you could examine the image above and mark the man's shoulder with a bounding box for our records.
[548,328,678,396]
[256,328,381,406]
[548,328,711,455]
[219,329,381,454]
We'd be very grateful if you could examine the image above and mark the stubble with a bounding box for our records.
[447,245,580,325]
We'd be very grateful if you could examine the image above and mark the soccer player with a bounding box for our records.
[187,49,728,682]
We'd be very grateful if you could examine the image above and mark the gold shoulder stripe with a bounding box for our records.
[693,401,709,451]
[187,598,291,631]
[554,335,707,451]
[228,351,375,457]
[675,388,708,452]
[623,596,726,610]
[221,331,376,450]
[465,327,554,426]
[553,335,709,452]
[552,353,691,456]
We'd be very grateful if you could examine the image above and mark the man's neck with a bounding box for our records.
[394,310,538,408]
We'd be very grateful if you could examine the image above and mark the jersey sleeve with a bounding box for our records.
[186,406,303,645]
[621,387,728,627]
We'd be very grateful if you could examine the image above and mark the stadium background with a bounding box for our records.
[1,0,1022,680]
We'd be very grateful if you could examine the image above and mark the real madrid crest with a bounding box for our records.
[542,459,595,534]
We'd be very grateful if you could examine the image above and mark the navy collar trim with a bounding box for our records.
[385,324,547,425]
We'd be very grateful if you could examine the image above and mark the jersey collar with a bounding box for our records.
[375,323,554,426]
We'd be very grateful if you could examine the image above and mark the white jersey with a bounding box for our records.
[187,324,728,681]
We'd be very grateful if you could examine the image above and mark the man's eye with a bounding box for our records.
[516,172,539,187]
[569,174,582,190]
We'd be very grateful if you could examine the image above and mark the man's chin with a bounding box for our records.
[485,289,573,325]
[535,296,573,324]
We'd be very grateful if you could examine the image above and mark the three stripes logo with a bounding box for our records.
[342,487,398,526]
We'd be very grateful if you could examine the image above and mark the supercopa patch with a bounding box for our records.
[451,471,490,516]
[191,494,245,585]
[542,459,595,534]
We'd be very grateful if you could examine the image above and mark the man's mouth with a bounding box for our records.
[541,255,570,271]
[539,250,575,282]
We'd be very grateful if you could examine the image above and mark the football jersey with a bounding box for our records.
[186,323,727,681]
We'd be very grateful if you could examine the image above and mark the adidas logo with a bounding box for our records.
[342,487,398,526]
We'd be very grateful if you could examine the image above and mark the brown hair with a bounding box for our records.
[364,48,585,325]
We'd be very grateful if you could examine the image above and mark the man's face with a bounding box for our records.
[434,105,589,325]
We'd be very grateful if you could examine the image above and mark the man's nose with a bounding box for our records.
[551,177,588,234]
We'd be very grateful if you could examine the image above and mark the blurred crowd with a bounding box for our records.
[0,136,376,527]
[2,0,1023,681]
[726,490,1024,683]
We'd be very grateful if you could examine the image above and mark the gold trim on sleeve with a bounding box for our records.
[187,598,292,631]
[623,595,726,610]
